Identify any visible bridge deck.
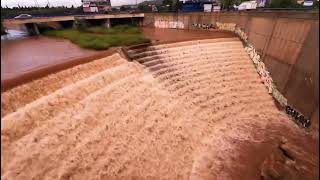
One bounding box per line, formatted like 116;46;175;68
3;13;145;25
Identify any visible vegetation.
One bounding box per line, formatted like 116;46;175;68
157;0;181;12
137;0;182;12
267;0;303;8
219;0;318;9
43;25;150;50
220;0;237;10
1;6;82;19
138;1;154;12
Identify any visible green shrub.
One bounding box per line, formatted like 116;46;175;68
267;0;303;8
43;26;150;50
85;25;141;34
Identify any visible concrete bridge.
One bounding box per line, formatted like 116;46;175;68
3;13;144;25
3;13;145;35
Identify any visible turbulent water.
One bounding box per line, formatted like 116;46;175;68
1;29;28;41
1;34;99;81
2;38;317;179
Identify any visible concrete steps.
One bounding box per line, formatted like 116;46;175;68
1;38;304;179
1;64;141;143
1;54;126;117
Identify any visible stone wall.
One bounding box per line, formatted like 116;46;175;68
143;12;319;125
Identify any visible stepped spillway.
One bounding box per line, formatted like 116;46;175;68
1;38;317;179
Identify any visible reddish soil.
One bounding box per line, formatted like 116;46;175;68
142;27;236;44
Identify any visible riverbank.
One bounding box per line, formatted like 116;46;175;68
1;28;236;90
43;25;150;50
142;27;236;44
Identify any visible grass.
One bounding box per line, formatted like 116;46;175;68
43;25;150;50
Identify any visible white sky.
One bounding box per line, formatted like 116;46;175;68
1;0;149;8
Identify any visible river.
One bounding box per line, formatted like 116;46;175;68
1;29;102;82
1;27;235;86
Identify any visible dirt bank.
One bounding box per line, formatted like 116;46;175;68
142;27;236;44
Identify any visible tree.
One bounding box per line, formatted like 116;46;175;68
120;6;128;11
171;0;181;12
138;4;151;12
161;0;174;11
267;0;302;8
220;0;240;10
176;1;183;11
314;0;319;8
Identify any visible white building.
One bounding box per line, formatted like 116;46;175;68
81;0;111;13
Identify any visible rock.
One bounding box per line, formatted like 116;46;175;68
261;140;318;180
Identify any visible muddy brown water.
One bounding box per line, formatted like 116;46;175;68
1;38;318;179
1;28;236;90
1;36;103;80
1;36;113;91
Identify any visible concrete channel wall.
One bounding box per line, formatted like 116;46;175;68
143;12;319;124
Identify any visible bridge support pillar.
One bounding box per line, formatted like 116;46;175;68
25;23;40;36
72;21;77;29
32;23;40;35
104;19;110;28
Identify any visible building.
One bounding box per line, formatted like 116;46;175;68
182;0;218;12
81;0;112;13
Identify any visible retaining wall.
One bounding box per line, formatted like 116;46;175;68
143;12;319;124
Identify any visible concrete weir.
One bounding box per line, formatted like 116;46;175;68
143;11;319;130
1;37;318;179
1;11;318;180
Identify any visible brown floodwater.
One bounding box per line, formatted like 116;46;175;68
1;36;103;81
1;27;236;90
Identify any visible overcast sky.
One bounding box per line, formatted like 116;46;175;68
1;0;150;8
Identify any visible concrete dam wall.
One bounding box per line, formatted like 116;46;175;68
3;38;317;179
143;11;319;124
